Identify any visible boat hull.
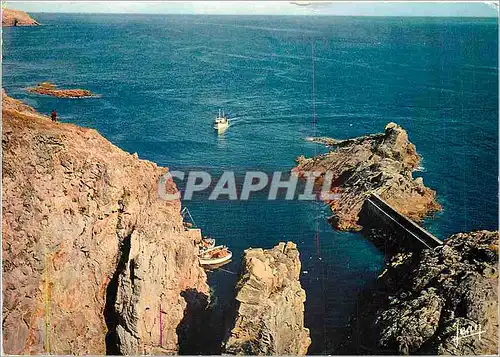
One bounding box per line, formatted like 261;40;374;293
199;245;232;266
199;238;216;252
199;251;232;266
214;123;229;131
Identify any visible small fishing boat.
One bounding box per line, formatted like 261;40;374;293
214;109;229;131
199;237;216;251
199;245;232;266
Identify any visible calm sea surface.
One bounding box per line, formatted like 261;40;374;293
3;14;498;353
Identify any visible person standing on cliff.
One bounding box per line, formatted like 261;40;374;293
51;109;57;122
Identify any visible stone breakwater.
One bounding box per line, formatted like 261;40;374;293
223;242;311;355
355;230;498;355
295;122;441;231
2;90;208;354
27;82;96;98
2;8;39;26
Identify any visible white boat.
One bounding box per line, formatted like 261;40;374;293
199;245;232;266
199;237;216;252
214;109;230;131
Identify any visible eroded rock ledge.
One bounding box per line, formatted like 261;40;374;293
2;90;208;354
27;82;96;98
223;242;311;355
2;8;40;26
295;123;440;231
355;230;498;355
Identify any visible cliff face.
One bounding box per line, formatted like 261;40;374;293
295;123;440;231
2;91;209;354
223;242;311;355
356;230;498;355
2;8;40;26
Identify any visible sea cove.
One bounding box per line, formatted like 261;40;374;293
2;12;498;354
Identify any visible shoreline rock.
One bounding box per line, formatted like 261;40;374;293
2;90;208;354
223;242;311;355
353;230;498;355
27;82;96;98
2;8;40;26
305;133;385;148
295;123;441;231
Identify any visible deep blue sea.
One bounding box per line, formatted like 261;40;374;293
3;14;498;353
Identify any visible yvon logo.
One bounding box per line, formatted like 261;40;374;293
453;320;486;348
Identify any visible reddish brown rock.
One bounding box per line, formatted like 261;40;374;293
295;123;440;231
27;82;95;98
2;90;208;354
2;8;39;26
224;242;311;355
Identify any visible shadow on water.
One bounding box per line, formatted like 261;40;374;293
176;288;229;355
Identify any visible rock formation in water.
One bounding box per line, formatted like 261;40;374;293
2;8;40;26
295;123;440;231
2;90;209;354
354;230;498;355
223;242;311;355
27;82;96;98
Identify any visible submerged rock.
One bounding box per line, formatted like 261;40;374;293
355;230;498;355
295;123;440;231
27;82;96;98
2;8;39;26
2;90;208;354
224;242;311;355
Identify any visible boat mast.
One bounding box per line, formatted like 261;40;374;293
181;207;197;227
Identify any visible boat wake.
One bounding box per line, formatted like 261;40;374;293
225;117;248;126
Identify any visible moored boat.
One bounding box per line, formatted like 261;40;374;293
199;245;232;266
199;237;216;252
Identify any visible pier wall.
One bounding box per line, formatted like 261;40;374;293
359;193;442;251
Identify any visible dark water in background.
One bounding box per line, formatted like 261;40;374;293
3;14;498;353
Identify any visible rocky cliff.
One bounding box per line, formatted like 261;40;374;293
295;123;440;231
223;242;311;355
2;90;209;354
2;8;40;26
354;230;498;355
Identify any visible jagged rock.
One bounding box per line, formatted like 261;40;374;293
295;123;440;231
305;132;385;148
223;242;311;355
2;91;208;354
2;8;39;26
356;230;498;355
27;82;96;98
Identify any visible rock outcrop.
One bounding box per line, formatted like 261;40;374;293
355;230;498;355
295;123;440;231
2;90;209;354
2;8;40;26
27;82;96;98
223;242;311;355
